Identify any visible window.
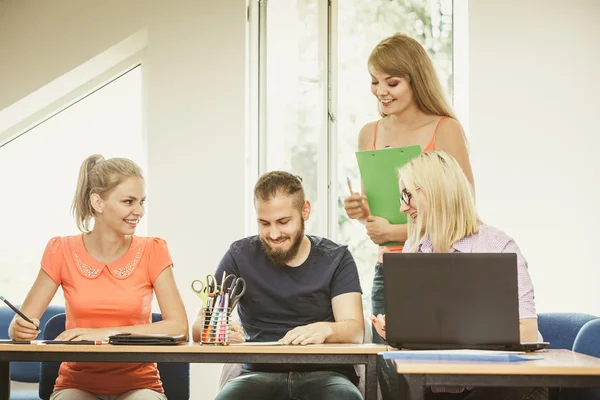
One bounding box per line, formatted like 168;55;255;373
258;0;325;235
336;0;454;312
250;0;454;311
0;66;145;305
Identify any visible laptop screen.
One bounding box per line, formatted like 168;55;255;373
382;253;521;349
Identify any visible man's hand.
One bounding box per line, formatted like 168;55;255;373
279;322;333;345
228;321;246;344
365;216;392;244
370;314;386;340
55;328;109;341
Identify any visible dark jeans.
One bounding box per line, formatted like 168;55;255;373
372;262;404;400
425;387;548;399
215;370;363;400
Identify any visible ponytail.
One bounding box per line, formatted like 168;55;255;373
71;154;105;232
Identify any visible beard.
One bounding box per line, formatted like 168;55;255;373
260;218;305;266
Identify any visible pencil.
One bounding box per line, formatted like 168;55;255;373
0;296;38;329
346;177;354;196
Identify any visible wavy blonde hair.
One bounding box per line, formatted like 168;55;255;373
399;151;479;253
71;154;144;232
368;33;456;119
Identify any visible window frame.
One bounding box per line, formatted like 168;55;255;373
246;0;464;240
0;30;148;150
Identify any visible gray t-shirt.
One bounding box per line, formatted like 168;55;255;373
215;235;362;381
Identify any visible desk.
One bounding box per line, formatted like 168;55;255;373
0;343;386;399
395;349;600;400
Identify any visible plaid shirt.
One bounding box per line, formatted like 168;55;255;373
404;224;538;393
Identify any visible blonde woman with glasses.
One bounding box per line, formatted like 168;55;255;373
343;32;475;399
371;151;547;400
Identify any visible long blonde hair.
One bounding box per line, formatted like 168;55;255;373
368;33;456;119
71;154;144;232
399;151;479;253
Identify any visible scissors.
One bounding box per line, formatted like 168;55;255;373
191;274;218;307
223;275;246;310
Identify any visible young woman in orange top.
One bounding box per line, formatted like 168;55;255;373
9;154;188;400
342;33;475;400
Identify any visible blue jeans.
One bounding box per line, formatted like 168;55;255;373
215;371;363;400
372;262;405;400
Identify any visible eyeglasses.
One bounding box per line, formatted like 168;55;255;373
400;188;412;206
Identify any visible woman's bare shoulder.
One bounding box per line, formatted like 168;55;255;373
437;117;463;135
358;120;378;150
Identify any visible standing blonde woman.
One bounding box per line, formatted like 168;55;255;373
9;155;188;400
343;33;475;399
371;151;547;400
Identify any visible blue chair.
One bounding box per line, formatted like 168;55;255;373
557;318;600;400
538;313;600;400
538;313;599;350
0;304;64;400
39;313;190;400
574;318;600;356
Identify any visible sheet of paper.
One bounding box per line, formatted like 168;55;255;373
230;341;282;346
387;349;526;355
381;349;543;362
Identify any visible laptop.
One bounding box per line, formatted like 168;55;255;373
382;253;549;352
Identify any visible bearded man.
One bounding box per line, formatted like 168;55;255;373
196;171;364;400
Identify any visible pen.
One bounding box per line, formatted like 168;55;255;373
346;177;354;196
219;293;230;342
39;340;108;345
0;296;39;331
0;340;32;344
218;293;226;342
211;295;221;342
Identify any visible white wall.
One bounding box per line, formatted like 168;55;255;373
2;0;599;396
0;0;246;398
468;0;600;316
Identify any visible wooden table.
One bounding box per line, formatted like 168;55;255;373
0;342;386;399
394;349;600;400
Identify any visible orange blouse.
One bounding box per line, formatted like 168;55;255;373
41;234;172;395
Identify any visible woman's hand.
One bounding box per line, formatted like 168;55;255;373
365;216;392;244
8;268;59;341
9;316;40;341
55;328;110;341
344;193;369;220
370;314;386;340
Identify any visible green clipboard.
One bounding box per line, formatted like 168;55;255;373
355;145;422;246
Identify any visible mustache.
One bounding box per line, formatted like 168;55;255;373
267;236;290;243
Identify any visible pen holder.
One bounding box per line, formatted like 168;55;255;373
200;307;231;345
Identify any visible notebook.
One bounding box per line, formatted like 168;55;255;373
108;333;187;345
